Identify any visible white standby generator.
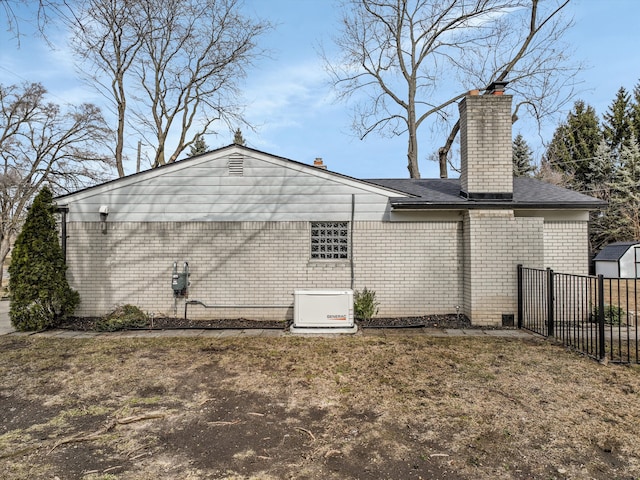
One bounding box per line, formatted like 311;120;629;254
291;289;357;334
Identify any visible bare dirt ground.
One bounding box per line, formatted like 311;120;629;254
1;334;639;479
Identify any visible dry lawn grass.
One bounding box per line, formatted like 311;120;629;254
0;334;639;479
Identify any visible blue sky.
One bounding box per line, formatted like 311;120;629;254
1;0;639;179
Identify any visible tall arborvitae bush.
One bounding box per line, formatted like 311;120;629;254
8;187;79;331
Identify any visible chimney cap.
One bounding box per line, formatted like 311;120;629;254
485;81;509;95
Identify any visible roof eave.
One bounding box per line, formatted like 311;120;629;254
390;201;607;210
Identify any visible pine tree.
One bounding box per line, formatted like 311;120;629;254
587;140;617;253
631;81;640;143
512;134;535;177
544;100;602;191
187;134;209;157
603;87;633;156
233;128;246;146
584;139;614;199
8;187;80;331
609;136;640;241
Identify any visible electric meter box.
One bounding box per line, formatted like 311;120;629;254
172;273;188;292
291;289;356;334
171;261;190;297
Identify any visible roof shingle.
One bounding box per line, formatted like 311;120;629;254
593;242;639;262
364;177;605;210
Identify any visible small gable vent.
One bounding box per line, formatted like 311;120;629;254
228;154;244;176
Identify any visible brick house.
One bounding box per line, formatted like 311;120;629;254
55;88;604;326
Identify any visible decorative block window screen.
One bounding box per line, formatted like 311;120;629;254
310;222;349;259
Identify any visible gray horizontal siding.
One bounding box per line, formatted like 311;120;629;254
120;172;358;186
68;194;388;222
77;186;389;200
73;212;385;222
62;152;398;222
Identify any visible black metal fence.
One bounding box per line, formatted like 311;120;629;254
517;265;640;364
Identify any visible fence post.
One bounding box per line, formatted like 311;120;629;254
597;274;606;360
547;268;554;337
517;264;523;329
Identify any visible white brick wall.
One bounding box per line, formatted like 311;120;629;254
353;221;463;317
66;220;463;320
463;210;544;326
459;95;513;196
65;216;590;325
543;221;589;275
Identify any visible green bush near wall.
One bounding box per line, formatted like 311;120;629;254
591;304;626;325
354;287;379;321
9;187;80;331
96;305;148;331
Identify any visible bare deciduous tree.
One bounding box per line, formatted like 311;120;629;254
0;82;113;284
324;0;577;179
133;0;271;168
1;0;64;41
69;0;271;174
70;0;144;178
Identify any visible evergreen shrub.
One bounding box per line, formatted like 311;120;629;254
354;287;379;320
8;187;80;331
96;304;148;331
591;304;625;325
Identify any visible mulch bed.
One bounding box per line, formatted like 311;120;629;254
360;314;472;329
59;314;474;331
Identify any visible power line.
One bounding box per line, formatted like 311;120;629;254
0;64;78;106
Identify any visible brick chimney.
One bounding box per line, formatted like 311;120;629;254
459;82;513;200
313;158;327;170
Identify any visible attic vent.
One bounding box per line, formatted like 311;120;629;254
228;155;244;176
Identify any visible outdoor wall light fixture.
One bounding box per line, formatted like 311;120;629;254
99;205;109;234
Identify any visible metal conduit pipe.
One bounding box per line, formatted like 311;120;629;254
57;205;69;263
350;193;355;290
